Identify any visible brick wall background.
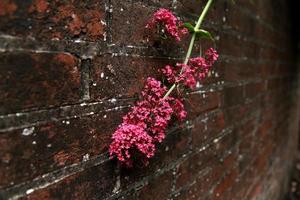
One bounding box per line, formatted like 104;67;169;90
0;0;299;199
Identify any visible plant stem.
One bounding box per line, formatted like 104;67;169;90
163;0;213;99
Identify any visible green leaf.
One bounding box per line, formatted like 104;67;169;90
195;29;214;41
183;22;195;33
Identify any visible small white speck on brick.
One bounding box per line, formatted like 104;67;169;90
100;20;106;26
103;115;107;118
174;192;180;197
80;102;87;106
196;81;201;88
100;72;104;78
74;39;82;43
82;154;90;162
22;127;35;136
103;32;107;41
26;189;34;195
213;138;219;143
110;98;117;103
93;82;97;86
32;141;37;145
112;175;121;194
199;146;207;152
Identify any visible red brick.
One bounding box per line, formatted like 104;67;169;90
0;0;106;41
0;109;124;188
257;119;273;139
0;52;80;114
25;161;116;200
253;141;273;173
176;131;235;189
238;134;255;172
245;81;266;99
223;85;245;107
223;61;259;82
191;111;225;148
137;171;173;200
173;171;212;200
186;91;221;119
0;0;17;16
213;169;238;200
120;128;190;190
217;32;260;59
224;97;260;125
90;55;175;100
111;0;152;45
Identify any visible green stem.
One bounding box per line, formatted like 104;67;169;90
163;0;213;99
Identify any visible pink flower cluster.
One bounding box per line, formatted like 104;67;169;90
109;9;219;167
109;78;186;167
160;48;219;89
146;8;188;41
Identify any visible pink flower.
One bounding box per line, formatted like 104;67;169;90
176;63;197;89
172;99;187;121
110;78;177;166
141;77;167;102
146;8;188;41
160;65;176;83
189;57;207;69
159;48;219;89
109;123;155;167
205;47;219;66
109;48;218;166
150;98;174;142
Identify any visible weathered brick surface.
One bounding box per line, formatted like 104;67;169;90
0;52;80;114
0;110;124;188
0;0;299;200
0;0;106;41
25;161;117;200
90;56;172;100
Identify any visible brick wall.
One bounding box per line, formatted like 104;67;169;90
0;0;299;199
